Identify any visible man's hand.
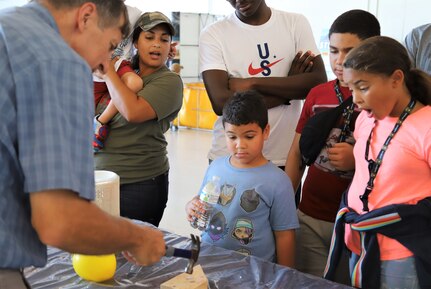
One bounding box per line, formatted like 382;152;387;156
288;50;315;76
122;226;166;266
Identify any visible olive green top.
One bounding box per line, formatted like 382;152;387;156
95;66;183;184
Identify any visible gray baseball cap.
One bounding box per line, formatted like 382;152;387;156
134;12;175;36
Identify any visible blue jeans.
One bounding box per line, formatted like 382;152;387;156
349;254;420;289
120;171;169;227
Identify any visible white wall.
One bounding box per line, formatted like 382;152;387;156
2;0;428;41
2;0;429;78
276;0;429;42
123;0;430;79
125;0;232;18
263;0;430;77
375;0;431;40
0;0;27;10
123;0;430;41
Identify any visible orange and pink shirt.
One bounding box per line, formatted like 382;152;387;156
346;106;431;260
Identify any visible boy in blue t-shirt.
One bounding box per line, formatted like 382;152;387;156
186;91;299;266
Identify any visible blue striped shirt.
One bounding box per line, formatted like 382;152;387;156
0;3;95;268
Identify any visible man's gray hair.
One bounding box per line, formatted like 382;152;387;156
42;0;129;37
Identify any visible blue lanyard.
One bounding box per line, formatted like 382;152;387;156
360;98;417;211
334;81;355;142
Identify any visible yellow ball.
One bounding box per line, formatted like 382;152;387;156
72;254;116;282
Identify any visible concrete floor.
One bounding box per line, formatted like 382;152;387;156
159;128;213;237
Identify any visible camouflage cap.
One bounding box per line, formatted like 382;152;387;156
134;12;175;36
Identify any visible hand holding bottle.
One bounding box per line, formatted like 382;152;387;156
188;176;221;231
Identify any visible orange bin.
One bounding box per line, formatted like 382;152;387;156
173;82;218;130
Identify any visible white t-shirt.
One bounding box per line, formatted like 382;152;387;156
199;8;319;166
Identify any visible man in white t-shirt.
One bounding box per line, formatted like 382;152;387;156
200;0;327;167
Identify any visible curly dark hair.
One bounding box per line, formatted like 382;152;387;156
222;90;268;131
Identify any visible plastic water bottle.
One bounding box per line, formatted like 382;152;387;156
190;176;221;231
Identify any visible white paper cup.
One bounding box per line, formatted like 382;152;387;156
94;170;120;216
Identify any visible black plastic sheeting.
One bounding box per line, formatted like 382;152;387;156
25;225;352;289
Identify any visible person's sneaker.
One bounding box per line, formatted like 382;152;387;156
93;116;109;153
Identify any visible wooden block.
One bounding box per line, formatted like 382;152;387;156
160;265;208;289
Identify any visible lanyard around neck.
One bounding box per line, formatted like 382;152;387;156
360;98;416;211
334;80;346;104
334;80;355;142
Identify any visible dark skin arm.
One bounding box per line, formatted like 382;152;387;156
203;52;327;115
287;51;315;76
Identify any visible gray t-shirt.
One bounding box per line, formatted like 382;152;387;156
95;66;183;184
404;23;431;74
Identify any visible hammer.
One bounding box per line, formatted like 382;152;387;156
165;234;201;274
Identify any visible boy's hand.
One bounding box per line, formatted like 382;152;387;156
185;196;202;222
288;51;315;76
327;142;355;171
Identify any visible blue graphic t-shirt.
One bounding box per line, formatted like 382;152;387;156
200;156;299;262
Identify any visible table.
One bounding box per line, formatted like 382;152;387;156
25;226;352;289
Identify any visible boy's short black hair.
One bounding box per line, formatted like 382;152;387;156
222;90;268;131
329;9;380;40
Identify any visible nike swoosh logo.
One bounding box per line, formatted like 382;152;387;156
248;58;284;75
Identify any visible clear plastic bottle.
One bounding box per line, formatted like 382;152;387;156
190;175;221;231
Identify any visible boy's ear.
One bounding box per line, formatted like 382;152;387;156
263;124;270;140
